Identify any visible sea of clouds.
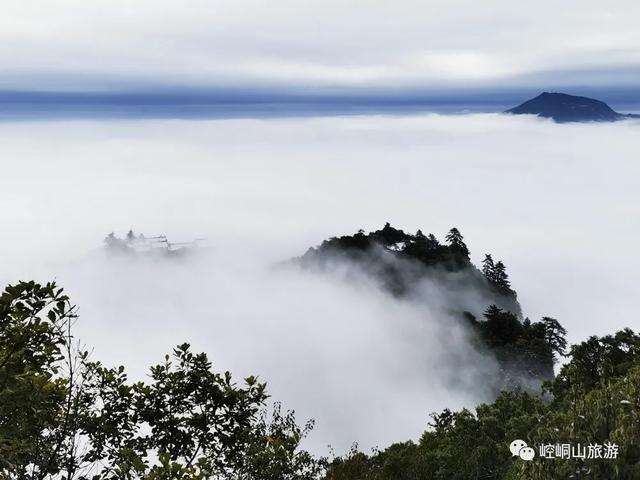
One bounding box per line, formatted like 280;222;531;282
0;113;638;453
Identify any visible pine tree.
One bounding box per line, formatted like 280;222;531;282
542;317;568;358
492;261;511;290
427;234;440;248
445;227;462;245
445;228;469;256
483;304;503;319
482;254;495;280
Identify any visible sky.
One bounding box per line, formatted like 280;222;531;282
1;0;639;94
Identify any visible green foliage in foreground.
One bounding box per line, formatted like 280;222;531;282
326;329;640;480
0;281;323;480
3;279;640;479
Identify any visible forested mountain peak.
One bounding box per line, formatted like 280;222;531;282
298;223;518;312
295;224;565;392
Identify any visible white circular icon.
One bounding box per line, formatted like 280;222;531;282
510;439;527;456
519;446;535;461
509;439;535;461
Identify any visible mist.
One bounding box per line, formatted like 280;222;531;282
1;112;639;453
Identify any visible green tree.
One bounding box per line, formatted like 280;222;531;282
492;261;511;290
0;281;323;479
445;228;469;257
426;234;440;248
541;317;567;359
0;281;76;478
327;329;640;480
482;254;495;280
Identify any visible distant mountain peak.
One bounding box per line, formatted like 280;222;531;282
506;92;635;123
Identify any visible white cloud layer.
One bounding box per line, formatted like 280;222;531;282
0;113;639;452
0;0;639;89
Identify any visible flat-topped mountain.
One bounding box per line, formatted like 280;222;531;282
506;92;637;123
